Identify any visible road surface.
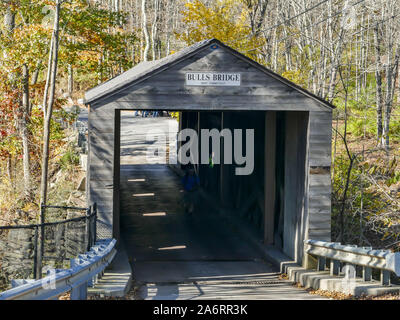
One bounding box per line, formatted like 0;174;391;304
119;112;325;300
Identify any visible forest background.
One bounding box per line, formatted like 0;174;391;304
0;0;399;250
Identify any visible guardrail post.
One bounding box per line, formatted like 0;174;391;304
363;267;372;281
355;265;362;278
93;203;97;244
88;274;98;287
381;270;391;286
33;226;39;279
70;258;89;300
86;206;91;251
330;259;340;276
36;204;45;279
70;282;88;300
317;257;326;271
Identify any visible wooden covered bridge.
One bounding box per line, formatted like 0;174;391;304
83;39;333;291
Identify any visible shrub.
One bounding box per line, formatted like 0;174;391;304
59;148;80;170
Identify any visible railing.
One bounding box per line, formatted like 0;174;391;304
0;238;116;300
0;204;97;290
304;239;400;286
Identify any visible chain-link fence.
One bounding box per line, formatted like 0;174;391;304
0;203;96;291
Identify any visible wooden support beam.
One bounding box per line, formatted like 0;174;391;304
112;109;120;243
264;111;276;245
220;112;224;204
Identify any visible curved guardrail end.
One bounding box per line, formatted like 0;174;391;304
0;238;117;300
387;253;400;277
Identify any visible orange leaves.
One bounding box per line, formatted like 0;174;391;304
43;0;57;6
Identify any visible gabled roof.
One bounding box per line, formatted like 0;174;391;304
84;39;335;110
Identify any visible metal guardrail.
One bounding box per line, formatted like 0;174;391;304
305;239;400;286
0;238;116;300
0;203;97;283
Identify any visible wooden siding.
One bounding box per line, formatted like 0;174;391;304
88;107;116;238
87;42;333;248
283;112;309;261
307;111;332;242
91;47;330;112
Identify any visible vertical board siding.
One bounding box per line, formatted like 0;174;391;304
88;105;116;239
264;111;276;245
283;112;309;261
307;111;332;241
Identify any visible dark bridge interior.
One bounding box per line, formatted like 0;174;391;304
116;110;306;294
114;109;312;299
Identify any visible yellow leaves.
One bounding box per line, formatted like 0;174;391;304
170;112;180;122
281;70;309;87
176;0;264;61
22;202;38;213
0;23;50;69
382;231;390;240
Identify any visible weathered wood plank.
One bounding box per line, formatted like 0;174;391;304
309;112;333;175
309;207;331;216
89;179;114;189
308;229;331;241
96;98;325;112
309;111;333;121
309;122;333;134
115;83;299;96
309;159;331;168
88;165;114;181
264;111;276;245
283;112;308;261
308;219;331;230
112;93;322;104
308;198;331;209
309;174;331;186
89;122;114;135
309;134;332;144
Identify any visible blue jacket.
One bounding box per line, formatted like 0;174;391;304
182;174;200;192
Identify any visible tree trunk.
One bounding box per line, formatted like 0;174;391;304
142;0;150;61
40;0;61;207
21;64;32;200
374;24;384;144
7;155;13;188
4;6;15;33
31;60;42;86
383;44;400;149
42;35;54;119
151;0;159;61
165;0;171;56
67;64;73;97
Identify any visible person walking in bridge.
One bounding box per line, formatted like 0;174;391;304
182;165;200;216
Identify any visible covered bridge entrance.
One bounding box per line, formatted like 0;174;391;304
84;39;333;275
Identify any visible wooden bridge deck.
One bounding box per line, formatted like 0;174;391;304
119;114;325;299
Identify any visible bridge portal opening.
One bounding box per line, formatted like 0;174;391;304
86;41;333;286
115;109;308;283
